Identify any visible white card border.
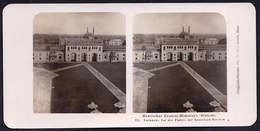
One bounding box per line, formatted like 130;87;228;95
3;3;257;128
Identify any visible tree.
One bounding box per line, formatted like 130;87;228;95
141;45;146;63
205;51;212;61
122;40;126;46
218;38;227;45
109;51;116;62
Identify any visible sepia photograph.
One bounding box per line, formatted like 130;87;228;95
3;4;256;128
133;13;227;113
33;13;126;113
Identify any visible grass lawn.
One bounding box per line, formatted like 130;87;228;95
147;65;216;112
134;62;176;70
186;61;227;95
34;63;79;71
51;66;119;113
90;62;126;93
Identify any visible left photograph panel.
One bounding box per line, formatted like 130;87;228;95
33;13;126;113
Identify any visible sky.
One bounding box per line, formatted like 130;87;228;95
34;13;125;35
133;13;226;34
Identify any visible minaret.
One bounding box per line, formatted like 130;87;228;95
87;27;88;33
188;26;190;34
182;26;184;32
93;27;95;35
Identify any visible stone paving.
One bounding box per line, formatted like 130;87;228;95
146;63;180;72
52;63;83;73
50;62;126;108
83;62;126;102
178;61;227;109
135;61;227;111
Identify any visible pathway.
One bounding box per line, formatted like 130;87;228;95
83;62;126;102
178;61;227;109
52;63;83;73
146;63;180;72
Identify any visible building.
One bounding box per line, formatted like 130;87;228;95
204;38;218;45
160;26;199;62
33;27;126;63
133;45;160;62
64;39;103;62
133;26;226;63
109;39;123;46
33;45;65;63
103;45;126;62
33;67;59;113
161;38;199;62
198;44;226;61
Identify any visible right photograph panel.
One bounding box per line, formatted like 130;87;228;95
133;13;227;113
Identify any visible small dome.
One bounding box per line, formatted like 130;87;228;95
179;26;191;38
83;32;94;39
179;31;190;38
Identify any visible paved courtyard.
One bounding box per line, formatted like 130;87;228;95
90;63;126;93
34;62;126;113
33;63;80;71
186;61;227;95
134;61;227;112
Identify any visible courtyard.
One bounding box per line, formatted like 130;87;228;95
134;61;227;112
34;62;126;113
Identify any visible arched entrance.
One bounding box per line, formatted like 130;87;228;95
188;52;193;61
154;53;159;60
92;53;98;62
109;51;116;62
104;54;108;61
177;52;183;61
81;53;87;62
49;51;56;62
167;52;173;61
58;54;62;60
145;51;152;61
71;53;76;62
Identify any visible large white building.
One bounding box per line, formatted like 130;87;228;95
204;38;219;45
161;38;199;62
133;26;226;63
33;27;126;63
133;45;160;62
33;45;64;63
198;44;226;61
64;39;103;62
109;39;123;46
103;45;126;62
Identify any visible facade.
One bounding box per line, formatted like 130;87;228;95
109;39;123;46
103;45;126;62
33;45;65;63
64;27;103;62
65;39;103;62
133;45;160;62
133;26;226;63
198;44;226;61
33;67;59;113
204;38;218;45
161;38;199;62
160;26;199;62
33;27;126;63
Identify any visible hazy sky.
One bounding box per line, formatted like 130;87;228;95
133;13;226;34
34;13;125;35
